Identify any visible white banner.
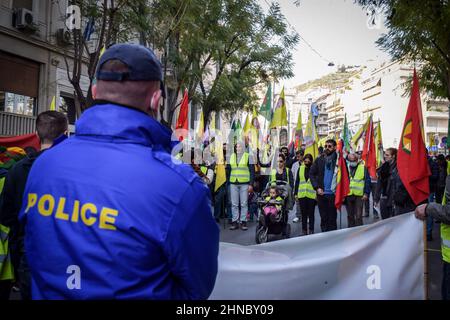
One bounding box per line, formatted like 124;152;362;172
210;213;424;300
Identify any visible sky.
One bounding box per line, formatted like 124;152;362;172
258;0;391;88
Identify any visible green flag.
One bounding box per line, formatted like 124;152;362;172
342;113;351;154
260;84;272;121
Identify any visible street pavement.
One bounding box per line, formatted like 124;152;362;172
219;204;443;300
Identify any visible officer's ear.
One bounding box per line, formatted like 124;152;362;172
92;84;97;99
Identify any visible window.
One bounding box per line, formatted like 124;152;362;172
0;51;40;115
59;95;76;125
0;91;35;115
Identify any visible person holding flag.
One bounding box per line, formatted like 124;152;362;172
396;69;430;210
334;139;350;219
364;121;383;219
344;152;371;227
310;139;339;232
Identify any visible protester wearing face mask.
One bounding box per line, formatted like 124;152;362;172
345;152;371;227
310;139;339;232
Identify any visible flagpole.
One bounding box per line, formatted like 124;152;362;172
423;220;429;300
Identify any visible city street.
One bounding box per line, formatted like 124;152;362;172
219;205;443;300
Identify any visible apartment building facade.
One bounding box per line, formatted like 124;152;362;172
354;60;449;150
0;0;92;136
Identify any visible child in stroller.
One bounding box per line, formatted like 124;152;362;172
263;186;284;223
255;181;291;244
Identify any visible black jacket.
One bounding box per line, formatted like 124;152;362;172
309;153;335;191
0;150;42;270
428;158;439;193
375;160;415;214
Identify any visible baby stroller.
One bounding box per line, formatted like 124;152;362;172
255;180;291;244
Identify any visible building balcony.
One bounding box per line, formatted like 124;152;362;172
425;111;449;119
0;111;36;136
424;126;448;135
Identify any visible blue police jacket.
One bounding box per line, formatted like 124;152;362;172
19;102;220;299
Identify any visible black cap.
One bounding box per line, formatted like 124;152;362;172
96;44;165;97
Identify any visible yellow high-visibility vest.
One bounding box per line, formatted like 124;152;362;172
0;224;14;281
297;165;316;200
348;163;365;197
270;168;290;185
441;191;450;263
230;153;250;183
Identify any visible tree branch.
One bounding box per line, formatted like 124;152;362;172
430;39;450;66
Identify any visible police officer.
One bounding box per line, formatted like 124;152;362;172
19;44;219;299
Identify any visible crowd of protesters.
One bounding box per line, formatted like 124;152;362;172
186;136;449;244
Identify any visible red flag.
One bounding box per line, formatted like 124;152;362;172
175;89;189;141
0;133;40;151
335;139;350;210
397;69;430;205
361;115;377;179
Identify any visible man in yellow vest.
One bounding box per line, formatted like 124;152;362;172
345;152;371;228
226;141;254;231
415;176;450;300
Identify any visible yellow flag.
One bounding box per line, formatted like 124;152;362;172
243;114;251;134
304;112;319;159
375;121;383;167
196;111;204;139
269;86;288;129
49;96;56;111
351;116;370;150
99;46;106;58
214;135;226;192
210;112;216;131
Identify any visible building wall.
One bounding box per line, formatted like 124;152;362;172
0;0;89;136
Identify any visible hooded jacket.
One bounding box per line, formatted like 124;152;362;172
19;102;219;300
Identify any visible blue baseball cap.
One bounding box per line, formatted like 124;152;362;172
96;44;165;97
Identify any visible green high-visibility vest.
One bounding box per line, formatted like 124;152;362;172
441;191;450;263
297;165;316;200
0;224;14;281
270;168;290;185
200;166;208;175
348;163;365;197
0;177;5;194
230;153;250;183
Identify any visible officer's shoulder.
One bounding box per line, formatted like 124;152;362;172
152;150;197;184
